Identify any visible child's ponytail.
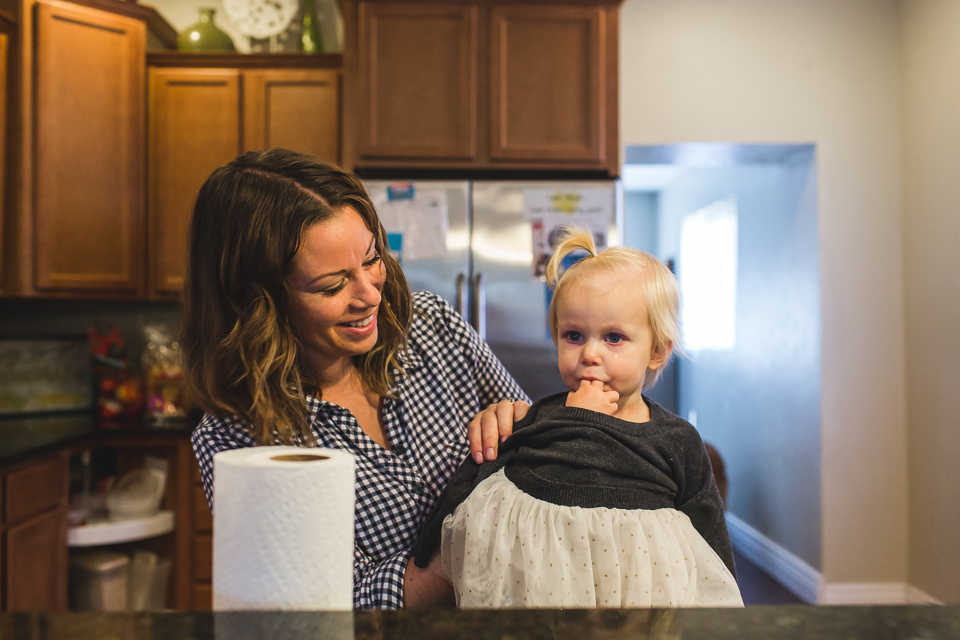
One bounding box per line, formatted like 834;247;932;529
545;226;597;289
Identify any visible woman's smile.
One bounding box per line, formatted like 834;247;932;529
341;314;377;331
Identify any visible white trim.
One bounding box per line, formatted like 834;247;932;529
820;582;940;605
725;512;821;604
726;513;944;606
905;585;943;605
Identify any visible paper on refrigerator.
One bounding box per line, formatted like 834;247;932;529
524;188;613;278
373;188;449;261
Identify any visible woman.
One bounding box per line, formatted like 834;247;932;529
182;149;530;609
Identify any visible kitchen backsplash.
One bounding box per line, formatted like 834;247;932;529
0;299;181;377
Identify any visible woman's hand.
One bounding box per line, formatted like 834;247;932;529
403;556;455;608
467;399;530;463
565;379;619;415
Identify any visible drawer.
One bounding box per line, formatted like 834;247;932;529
194;485;213;533
5;456;66;523
194;533;212;581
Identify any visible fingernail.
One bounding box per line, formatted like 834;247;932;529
485;447;495;460
500;436;508;443
473;452;483;464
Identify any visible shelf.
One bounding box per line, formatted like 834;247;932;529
68;510;175;547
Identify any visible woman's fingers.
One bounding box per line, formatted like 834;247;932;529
513;399;530;424
467;399;527;463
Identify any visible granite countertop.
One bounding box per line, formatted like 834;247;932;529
0;412;194;468
0;606;957;639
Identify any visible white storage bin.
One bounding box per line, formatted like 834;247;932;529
127;550;172;611
69;550;128;611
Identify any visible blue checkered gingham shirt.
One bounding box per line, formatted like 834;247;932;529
192;290;530;609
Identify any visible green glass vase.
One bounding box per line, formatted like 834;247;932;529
300;0;323;53
178;8;236;52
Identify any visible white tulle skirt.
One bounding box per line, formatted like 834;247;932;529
440;469;743;609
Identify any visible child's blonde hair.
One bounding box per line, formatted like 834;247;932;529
545;226;682;389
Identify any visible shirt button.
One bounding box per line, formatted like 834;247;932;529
413;482;424;495
394;444;406;455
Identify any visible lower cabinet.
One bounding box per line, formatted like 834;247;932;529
191;463;213;610
6;510;68;611
2;454;69;612
0;435;201;612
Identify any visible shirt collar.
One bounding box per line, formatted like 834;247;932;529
394;344;423;373
304;346;422;411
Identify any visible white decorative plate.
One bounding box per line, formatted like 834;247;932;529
222;0;299;39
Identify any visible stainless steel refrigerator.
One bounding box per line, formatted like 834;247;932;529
363;179;622;401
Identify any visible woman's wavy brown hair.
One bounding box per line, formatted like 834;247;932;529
180;149;412;445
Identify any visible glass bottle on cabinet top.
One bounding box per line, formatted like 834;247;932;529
178;8;236;52
300;0;322;53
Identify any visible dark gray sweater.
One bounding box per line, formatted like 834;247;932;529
411;393;736;578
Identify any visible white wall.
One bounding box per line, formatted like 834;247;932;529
899;0;960;603
620;0;910;589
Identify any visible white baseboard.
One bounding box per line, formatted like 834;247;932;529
725;512;821;604
726;513;943;605
905;585;943;605
820;582;942;605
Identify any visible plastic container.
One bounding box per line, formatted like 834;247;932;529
128;550;171;610
69;550;129;611
107;467;164;521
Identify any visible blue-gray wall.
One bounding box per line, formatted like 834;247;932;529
623;191;659;255
627;148;822;569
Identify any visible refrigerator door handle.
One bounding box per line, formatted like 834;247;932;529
471;273;486;340
455;273;468;320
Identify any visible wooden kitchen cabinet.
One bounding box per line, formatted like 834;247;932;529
343;0;621;175
354;2;479;162
148;67;241;299
243;68;340;159
191;464;212;610
67;435;198;611
147;57;340;299
33;0;146;295
0;12;10;291
2;0;163;298
2;454;69;612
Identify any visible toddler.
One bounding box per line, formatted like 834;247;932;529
411;227;742;608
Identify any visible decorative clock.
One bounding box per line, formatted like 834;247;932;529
222;0;300;39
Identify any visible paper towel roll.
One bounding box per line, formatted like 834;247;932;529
213;446;356;611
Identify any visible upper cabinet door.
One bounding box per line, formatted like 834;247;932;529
0;29;8;293
356;1;479;161
243;68;341;162
148;68;241;299
488;4;605;163
33;0;146;295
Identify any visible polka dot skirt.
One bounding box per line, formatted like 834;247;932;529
440;469;744;609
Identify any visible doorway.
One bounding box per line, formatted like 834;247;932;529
622;142;823;588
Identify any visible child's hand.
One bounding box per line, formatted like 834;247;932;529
565;379;619;415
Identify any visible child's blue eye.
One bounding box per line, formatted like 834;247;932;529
606;333;624;344
564;331;583;342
